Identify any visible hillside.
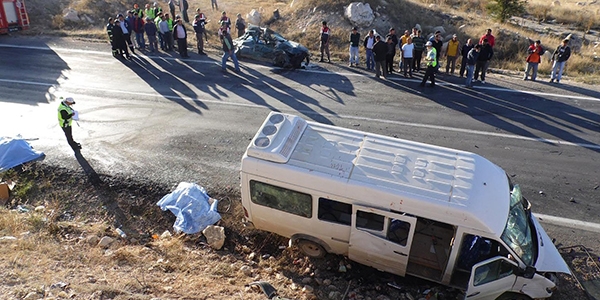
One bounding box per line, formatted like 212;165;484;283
13;0;600;82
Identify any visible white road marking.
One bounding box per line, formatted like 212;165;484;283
2;43;599;102
2;77;600;151
535;213;600;233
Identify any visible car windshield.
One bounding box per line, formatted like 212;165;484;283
500;184;535;266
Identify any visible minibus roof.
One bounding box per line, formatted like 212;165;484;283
245;113;510;235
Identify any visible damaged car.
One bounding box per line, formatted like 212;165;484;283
233;25;310;69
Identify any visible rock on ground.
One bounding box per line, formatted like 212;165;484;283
345;2;375;28
246;9;261;25
63;8;79;22
97;236;113;248
202;225;225;250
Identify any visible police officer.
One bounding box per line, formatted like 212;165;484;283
420;41;437;87
106;17;117;57
57;97;81;151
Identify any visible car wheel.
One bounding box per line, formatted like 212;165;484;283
297;240;326;258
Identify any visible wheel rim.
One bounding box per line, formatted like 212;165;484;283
300;241;323;257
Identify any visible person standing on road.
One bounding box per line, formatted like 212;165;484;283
144;4;156;20
112;19;131;59
348;26;360;67
398;29;410;71
106;17;117;57
154;12;164;50
220;24;240;72
193;14;207;55
363;30;375;70
319;21;331;63
445;34;460;75
479;28;495;48
145;17;158;53
474;38;493;84
411;29;425;72
372;35;389;79
550;39;571;83
159;15;173;51
523;40;544;81
118;13;135;55
459;38;474;77
420;41;437;87
431;33;443;73
220;11;231;28
235;13;246;38
153;2;163;16
173;17;190;58
132;13;145;50
401;36;414;78
57;97;81;151
465;44;480;88
386;28;398;74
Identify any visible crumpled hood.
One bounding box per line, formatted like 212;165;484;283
531;214;571;274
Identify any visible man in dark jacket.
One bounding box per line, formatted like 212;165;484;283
465;44;480;88
363;30;376;70
112;19;131;59
145;17;158;52
411;29;425;72
459;38;474;77
173;17;189;58
193;14;207;54
474;39;493;83
106;17;117;57
132;13;145;50
431;33;443;73
373;35;389;79
348;26;360;67
385;28;398;74
550;39;571;83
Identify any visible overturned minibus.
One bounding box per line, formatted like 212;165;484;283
240;112;571;299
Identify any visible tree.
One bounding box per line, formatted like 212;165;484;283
487;0;527;23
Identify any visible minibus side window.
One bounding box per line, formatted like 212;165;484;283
318;198;352;226
356;211;384;231
387;219;411;246
249;180;313;218
473;259;514;286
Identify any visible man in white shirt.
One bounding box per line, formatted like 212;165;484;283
401;36;414;78
173;17;189;58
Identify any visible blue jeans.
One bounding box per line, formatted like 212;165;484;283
135;32;145;49
222;51;240;71
366;49;374;70
349;46;359;65
465;65;475;87
551;61;566;81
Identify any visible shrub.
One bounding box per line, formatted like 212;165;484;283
487;0;526;23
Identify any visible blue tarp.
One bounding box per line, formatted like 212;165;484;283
156;182;221;234
0;137;45;173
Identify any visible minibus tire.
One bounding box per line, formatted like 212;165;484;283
496;292;532;300
297;240;326;258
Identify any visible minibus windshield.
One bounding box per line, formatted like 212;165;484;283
500;184;535;266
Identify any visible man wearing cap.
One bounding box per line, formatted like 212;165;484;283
420;41;437;87
550;39;571;83
173;17;189;58
348;26;360;67
524;40;544;81
445;34;460;75
319;21;331;63
372;35;389;79
57;97;81;151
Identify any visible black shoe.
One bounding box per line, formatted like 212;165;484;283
419;83;425;87
428;84;435;87
319;59;325;62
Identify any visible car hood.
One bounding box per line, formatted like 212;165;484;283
531;214;571;274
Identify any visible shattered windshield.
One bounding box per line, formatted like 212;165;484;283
500;184;535;266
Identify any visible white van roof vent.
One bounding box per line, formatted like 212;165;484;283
246;112;308;163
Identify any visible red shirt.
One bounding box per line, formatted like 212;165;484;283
479;33;495;48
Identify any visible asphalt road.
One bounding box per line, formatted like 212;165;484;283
1;36;599;250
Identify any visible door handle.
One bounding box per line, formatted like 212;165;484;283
466;292;480;297
393;251;407;256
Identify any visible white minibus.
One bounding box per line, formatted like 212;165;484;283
240;112;571;299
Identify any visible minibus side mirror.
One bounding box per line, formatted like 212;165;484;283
523;266;536;279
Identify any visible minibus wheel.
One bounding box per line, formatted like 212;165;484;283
297;240;326;258
496;292;532;300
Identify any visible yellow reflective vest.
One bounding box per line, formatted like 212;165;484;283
58;102;73;128
427;48;437;67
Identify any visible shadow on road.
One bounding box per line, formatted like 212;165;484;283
390;71;600;153
0;40;70;105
